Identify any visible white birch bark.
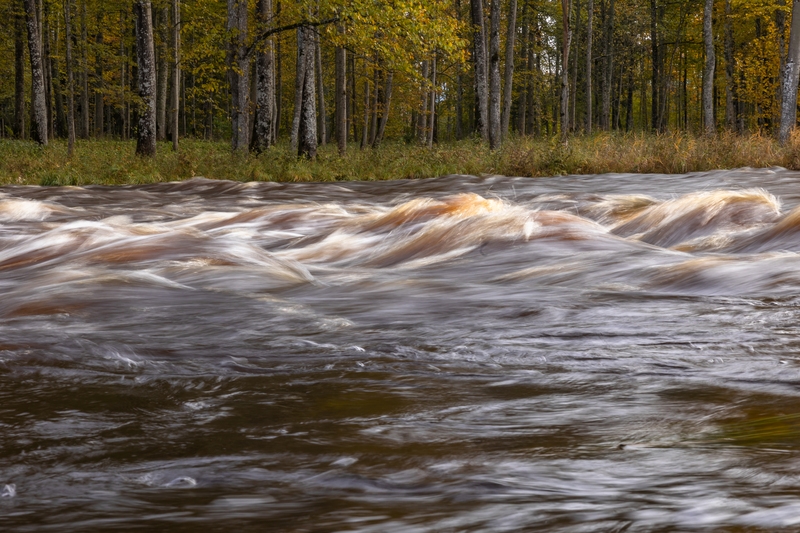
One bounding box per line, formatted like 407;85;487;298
23;0;48;145
702;0;715;135
488;0;501;148
135;0;157;156
780;0;800;144
471;0;488;139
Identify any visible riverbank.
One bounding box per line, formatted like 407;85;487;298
1;132;800;186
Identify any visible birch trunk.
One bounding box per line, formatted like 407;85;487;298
585;0;593;133
135;0;156;157
297;24;317;159
779;0;800;144
702;0;715;135
80;0;88;138
172;0;180;151
42;1;54;139
65;0;76;156
471;0;488;139
368;66;379;146
291;28;307;151
428;56;437;148
334;37;346;155
559;0;572;142
724;0;736;131
488;0;501;148
251;0;276;153
360;77;369;149
14;9;25;139
23;0;48;145
417;60;428;144
226;0;250;151
601;0;614;130
501;0;516;140
315;30;326;145
94;26;103;137
157;7;167;141
374;71;393;148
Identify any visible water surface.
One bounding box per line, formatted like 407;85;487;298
3;169;800;531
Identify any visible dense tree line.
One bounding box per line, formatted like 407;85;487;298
1;0;800;158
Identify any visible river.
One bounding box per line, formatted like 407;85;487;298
3;168;800;531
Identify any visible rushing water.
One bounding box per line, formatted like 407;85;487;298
5;168;800;531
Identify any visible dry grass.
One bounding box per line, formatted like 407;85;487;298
1;131;799;186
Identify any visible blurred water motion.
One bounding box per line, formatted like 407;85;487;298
3;169;800;531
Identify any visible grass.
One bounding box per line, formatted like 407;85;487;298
2;131;800;186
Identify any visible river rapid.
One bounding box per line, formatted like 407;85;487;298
4;169;800;531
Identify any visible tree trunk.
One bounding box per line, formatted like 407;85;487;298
275;27;282;140
315;30;326;145
227;0;250;151
135;0;156;157
488;0;501;148
428;56;437;148
650;0;664;132
65;0;76;156
41;1;54;140
172;0;180;151
23;0;48;145
14;9;25;139
374;71;393;147
779;0;800;144
360;76;369;149
49;8;66;138
334;36;346;155
297;24;317;159
157;7;168;141
601;0;614;130
348;52;356;142
417;60;428;143
560;0;572;142
585;0;593;133
703;0;715;135
252;0;276;153
471;0;489;139
80;0;88;138
368;66;379;146
291;27;307;151
570;0;580;132
724;0;736;131
94;25;103;137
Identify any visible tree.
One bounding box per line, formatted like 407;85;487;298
23;0;48;145
226;0;249;151
560;0;572;141
780;0;800;143
585;0;593;133
14;6;25;139
501;0;517;141
488;0;501;148
251;0;277;153
471;0;488;139
702;0;715;135
334;25;346;155
135;0;157;157
297;24;317;159
172;0;180;151
64;0;76;156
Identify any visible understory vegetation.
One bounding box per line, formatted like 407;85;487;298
2;132;800;187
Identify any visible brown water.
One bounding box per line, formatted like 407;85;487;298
4;169;800;531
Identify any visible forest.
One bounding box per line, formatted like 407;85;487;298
1;0;800;166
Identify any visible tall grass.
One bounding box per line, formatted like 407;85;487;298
1;131;800;186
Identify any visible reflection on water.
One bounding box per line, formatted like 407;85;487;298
4;168;800;530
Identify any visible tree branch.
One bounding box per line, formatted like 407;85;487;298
246;16;339;59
